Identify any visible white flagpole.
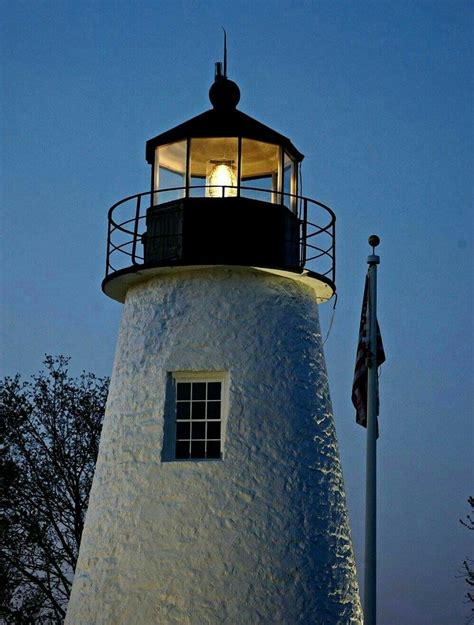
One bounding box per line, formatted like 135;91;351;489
364;234;380;625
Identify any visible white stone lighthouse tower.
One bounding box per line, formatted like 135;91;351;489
66;65;362;624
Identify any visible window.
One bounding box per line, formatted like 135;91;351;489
164;372;228;461
154;141;187;204
240;139;281;204
283;150;297;212
189;138;238;198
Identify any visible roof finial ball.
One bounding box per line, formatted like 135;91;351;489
368;234;380;253
209;62;241;109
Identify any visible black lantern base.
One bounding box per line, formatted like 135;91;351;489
143;197;301;270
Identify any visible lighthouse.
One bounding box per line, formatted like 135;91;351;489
65;63;362;624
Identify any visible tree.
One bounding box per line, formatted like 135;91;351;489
0;356;108;624
460;496;474;624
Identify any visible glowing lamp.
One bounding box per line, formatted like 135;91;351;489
206;160;237;197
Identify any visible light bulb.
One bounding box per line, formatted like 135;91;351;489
206;161;237;197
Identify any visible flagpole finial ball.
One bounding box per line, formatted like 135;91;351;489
368;235;380;248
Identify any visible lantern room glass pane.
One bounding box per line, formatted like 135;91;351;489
241;139;280;204
283;151;296;212
189;138;238;198
154;141;187;204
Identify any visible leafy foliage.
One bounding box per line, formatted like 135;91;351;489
0;356;108;624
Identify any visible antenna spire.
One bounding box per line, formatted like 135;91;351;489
210;29;240;109
222;27;227;77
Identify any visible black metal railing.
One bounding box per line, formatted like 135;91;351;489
105;186;335;286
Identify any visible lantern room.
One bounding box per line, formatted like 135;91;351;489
102;65;336;304
151;136;298;207
146;64;301;209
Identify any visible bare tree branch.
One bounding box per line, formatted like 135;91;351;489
0;356;108;624
460;497;474;624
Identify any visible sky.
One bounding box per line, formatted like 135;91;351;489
1;1;472;623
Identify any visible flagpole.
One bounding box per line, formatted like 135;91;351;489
364;234;380;625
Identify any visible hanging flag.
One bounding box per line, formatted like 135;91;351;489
351;276;385;434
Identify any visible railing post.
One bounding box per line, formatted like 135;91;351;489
237;138;242;197
332;219;336;285
302;198;308;267
185;138;190;198
131;195;142;265
105;216;111;277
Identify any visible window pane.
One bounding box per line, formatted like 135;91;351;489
207;421;221;440
176;440;190;459
283;151;296;212
189;138;238;198
207;382;221;400
192;421;206;439
241;139;280;203
176;422;190;439
176;402;190;420
192;383;206;400
207;402;220;420
177;382;191;401
189;176;206;197
155;142;187;204
191;441;206;459
206;441;221;459
191;401;205;419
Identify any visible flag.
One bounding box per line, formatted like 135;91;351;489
352;276;385;434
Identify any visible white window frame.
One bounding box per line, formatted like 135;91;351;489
165;371;229;462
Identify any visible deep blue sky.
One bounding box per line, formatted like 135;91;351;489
1;2;472;623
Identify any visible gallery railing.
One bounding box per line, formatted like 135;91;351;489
105;186;336;286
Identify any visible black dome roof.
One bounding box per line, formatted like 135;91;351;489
145;76;304;164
